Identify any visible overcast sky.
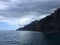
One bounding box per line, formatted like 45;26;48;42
0;0;60;30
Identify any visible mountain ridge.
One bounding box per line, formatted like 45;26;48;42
17;8;60;32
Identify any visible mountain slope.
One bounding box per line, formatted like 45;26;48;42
17;8;60;32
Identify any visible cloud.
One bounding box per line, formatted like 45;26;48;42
0;0;60;28
0;0;60;18
0;15;36;26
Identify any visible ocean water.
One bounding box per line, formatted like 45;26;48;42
0;31;60;45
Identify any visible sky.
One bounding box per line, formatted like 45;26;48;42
0;0;60;30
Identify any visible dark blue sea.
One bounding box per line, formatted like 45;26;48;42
0;30;60;45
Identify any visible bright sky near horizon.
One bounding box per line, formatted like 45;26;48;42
0;0;60;30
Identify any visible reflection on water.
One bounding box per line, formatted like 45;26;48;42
45;33;60;45
17;31;47;45
0;31;60;45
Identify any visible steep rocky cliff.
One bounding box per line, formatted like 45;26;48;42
17;8;60;32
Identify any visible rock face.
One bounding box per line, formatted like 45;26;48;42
17;8;60;32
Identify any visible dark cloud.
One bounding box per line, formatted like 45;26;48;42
0;0;60;18
0;0;60;27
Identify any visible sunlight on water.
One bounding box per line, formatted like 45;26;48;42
17;31;48;45
1;31;60;45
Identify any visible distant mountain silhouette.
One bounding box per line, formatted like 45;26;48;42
17;8;60;32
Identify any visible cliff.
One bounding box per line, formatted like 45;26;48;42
17;8;60;32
